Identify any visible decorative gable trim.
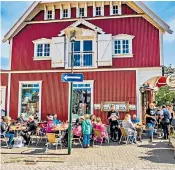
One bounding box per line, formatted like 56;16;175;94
59;19;105;36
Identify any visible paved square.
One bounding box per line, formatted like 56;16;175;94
1;139;175;170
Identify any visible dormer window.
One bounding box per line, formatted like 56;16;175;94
79;8;84;17
47;10;52;20
63;9;68;18
96;7;101;16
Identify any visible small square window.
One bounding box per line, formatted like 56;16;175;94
79;8;84;17
44;44;50;56
63;9;68;18
47;10;52;19
96;7;101;16
37;44;43;57
113;5;118;15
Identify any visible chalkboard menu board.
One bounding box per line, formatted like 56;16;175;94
101;101;129;112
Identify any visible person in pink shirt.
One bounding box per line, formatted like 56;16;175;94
90;114;97;128
95;117;108;142
46;115;55;133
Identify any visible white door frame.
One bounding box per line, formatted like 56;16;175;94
68;80;94;121
18;81;42;120
0;86;6;111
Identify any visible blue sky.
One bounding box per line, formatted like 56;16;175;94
1;1;175;70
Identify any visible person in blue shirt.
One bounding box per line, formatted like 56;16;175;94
131;114;143;142
53;113;61;125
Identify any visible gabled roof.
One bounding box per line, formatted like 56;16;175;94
58;19;105;36
2;1;173;43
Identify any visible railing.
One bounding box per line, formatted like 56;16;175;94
69;52;93;67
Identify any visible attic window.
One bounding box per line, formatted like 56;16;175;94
47;10;52;20
96;7;101;16
79;8;84;17
113;6;118;15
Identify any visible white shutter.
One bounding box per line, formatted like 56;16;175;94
60;4;63;19
110;1;113;15
68;3;71;18
76;2;79;18
93;2;96;17
98;34;112;66
118;1;122;15
84;2;87;17
101;2;104;16
51;37;65;68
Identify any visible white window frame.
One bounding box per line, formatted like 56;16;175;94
32;38;52;60
93;2;104;17
44;5;55;20
112;34;135;58
60;3;71;19
47;10;53;20
96;6;101;16
110;1;122;15
18;81;42;121
63;9;68;18
67;38;97;69
76;2;87;18
68;80;94;122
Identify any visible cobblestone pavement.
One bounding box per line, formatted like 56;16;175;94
1;139;175;170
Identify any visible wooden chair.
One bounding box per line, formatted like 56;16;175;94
93;128;109;146
72;130;83;148
119;127;134;144
45;133;62;153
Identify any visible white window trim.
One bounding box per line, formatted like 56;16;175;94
76;2;87;18
32;38;52;60
68;80;94;122
18;81;42;121
112;34;135;58
66;38;97;69
44;5;55;20
93;1;104;17
110;1;122;15
60;3;71;19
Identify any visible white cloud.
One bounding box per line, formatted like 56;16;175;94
164;16;175;43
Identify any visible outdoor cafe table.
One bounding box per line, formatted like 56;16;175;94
10;125;26;137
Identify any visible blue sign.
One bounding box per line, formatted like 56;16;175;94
61;73;84;82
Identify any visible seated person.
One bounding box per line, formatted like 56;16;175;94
90;115;97;128
53;113;61;125
73;118;82;138
122;114;137;144
32;112;39;122
131;114;143;142
0;116;14;149
20;116;37;145
95;117;108;142
46;115;55;133
17;113;26;124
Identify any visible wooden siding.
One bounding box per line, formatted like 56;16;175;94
9;70;136;123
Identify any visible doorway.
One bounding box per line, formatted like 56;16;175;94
70;81;94;120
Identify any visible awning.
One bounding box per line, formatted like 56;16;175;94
145;76;167;88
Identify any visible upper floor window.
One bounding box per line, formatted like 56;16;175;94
96;7;101;16
71;40;93;67
110;2;121;15
63;9;68;18
113;5;118;15
44;5;55;20
79;8;85;17
33;38;52;60
113;34;135;58
47;10;52;20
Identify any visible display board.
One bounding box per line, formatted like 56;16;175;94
101;101;129;112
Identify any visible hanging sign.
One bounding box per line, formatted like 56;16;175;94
166;74;175;88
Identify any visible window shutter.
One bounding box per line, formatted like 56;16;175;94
76;3;79;18
101;2;104;16
60;4;63;19
98;34;112;66
44;5;47;20
68;3;71;18
51;37;65;68
118;2;122;15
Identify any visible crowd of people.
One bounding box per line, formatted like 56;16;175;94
0;102;174;149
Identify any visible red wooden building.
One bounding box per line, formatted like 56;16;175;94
1;1;173;123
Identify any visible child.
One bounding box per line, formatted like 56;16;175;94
95;117;108;143
73;118;82;138
82;114;92;148
46;115;55;133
